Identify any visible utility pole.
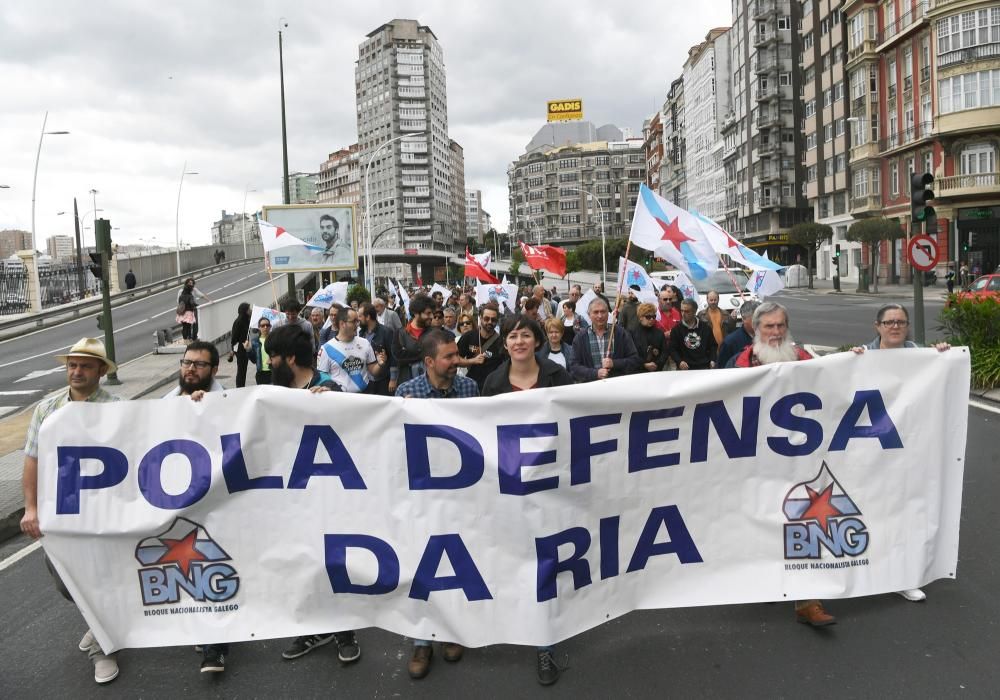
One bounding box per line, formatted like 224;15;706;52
72;197;86;298
94;219;120;384
279;20;295;300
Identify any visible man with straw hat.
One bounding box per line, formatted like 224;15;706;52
20;337;122;684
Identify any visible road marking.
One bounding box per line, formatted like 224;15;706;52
0;390;42;395
13;366;65;383
969;399;1000;415
0;540;41;572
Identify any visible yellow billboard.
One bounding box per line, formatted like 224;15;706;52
547;99;583;122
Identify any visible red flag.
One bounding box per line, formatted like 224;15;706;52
464;248;500;284
518;241;567;277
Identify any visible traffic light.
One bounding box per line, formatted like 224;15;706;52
834;244;841;260
910;172;935;224
88;252;103;280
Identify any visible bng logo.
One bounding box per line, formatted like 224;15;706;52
782;463;869;559
135;517;240;605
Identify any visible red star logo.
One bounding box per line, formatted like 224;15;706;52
157;530;207;577
725;233;742;249
799;484;842;534
275;226;288;237
656;216;694;252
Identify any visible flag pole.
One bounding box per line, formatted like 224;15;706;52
265;260;279;308
604;238;634;359
721;265;747;302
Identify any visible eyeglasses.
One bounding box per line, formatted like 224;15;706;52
642;315;656;320
459;321;472;327
180;359;213;369
878;319;909;328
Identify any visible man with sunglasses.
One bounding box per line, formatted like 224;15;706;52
456;302;504;390
163;341;225;399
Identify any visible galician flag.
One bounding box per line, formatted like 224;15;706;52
616;257;659;305
258;220;323;254
688;210;783;272
746;268;785;298
629;184;719;280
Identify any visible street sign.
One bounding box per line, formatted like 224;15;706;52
907;234;939;272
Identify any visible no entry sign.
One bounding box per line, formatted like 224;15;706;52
907;235;939;272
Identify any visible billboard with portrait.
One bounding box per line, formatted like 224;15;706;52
262;204;357;272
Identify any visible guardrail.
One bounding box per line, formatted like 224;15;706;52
0;257;264;343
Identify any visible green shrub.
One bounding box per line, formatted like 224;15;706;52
939;297;1000;389
346;284;371;306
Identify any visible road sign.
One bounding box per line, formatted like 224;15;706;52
907;234;939;272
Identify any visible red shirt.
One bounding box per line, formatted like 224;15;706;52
656;307;681;335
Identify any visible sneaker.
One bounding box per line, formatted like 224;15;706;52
442;643;464;662
334;631;361;663
87;642;119;684
78;629;95;652
282;634;336;660
200;649;226;673
408;644;433;679
537;649;561;686
795;601;837;627
897;588;927;602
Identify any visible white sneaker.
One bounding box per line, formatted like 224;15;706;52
87;642;120;684
78;629;95;652
897;588;927;602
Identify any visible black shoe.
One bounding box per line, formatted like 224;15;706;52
200;650;226;673
281;634;336;660
537;649;561;686
334;631;361;663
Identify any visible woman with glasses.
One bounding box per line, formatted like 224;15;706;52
457;315;474;333
850;303;950;603
244;317;274;385
630;302;668;372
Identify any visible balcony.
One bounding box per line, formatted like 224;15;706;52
756;111;782;129
753;57;777;75
920;65;931;83
877;1;928;48
850;140;880;163
759;140;783;157
754;31;779;48
850;193;882;215
936;172;1000;199
752;0;777;19
755;166;783;183
878;121;933;153
847;39;877;68
938;42;1000;69
756;85;780;102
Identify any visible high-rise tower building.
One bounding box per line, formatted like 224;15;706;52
356;19;453;253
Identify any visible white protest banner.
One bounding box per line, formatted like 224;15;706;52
475;282;519;313
248;305;282;329
429;283;452;300
38;351;969;652
307;282;349;309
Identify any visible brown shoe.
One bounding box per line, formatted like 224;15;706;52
795;601;837;627
408;645;432;679
442;643;464;662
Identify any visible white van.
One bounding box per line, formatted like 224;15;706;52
649;268;758;313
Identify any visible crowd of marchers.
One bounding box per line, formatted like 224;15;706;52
20;275;951;688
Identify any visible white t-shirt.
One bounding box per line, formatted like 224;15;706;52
318;336;376;393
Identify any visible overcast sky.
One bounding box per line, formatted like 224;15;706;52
1;0;731;251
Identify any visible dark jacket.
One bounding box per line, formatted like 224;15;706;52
124;271;137;289
359;321;397;393
618;298;642;335
630;324;668;371
718;327;753;369
669;320;718;369
481;358;574;396
178;290;197;312
570;324;641;382
231;314;251;355
393;323;424;384
536;341;575;368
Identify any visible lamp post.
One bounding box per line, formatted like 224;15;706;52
174;161;199;276
567;186;607;286
241;185;256;259
31;111;69;252
364;130;426;292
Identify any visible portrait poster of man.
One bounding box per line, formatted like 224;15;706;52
262;204;357;272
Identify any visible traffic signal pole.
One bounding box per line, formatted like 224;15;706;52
94;219;121;384
912;224;925;345
909;173;935;346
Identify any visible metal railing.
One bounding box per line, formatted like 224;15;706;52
938;42;1000;68
937;172;1000;192
878;1;928;45
878;121;933;151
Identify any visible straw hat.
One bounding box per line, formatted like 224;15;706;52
54;337;117;374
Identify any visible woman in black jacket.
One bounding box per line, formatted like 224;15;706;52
228;302;252;387
480;314;572;685
629;302;668;372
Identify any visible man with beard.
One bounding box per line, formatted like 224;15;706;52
668;298;717;370
373;296;402;333
392;294;435;392
358;302;396;395
731;301;833;627
618;284;642;334
456;302;504;390
163;341;225;400
319;213;349;263
318;307;387;393
263;326;363;662
395;329;478;678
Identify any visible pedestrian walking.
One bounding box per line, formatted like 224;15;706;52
228;302;252;387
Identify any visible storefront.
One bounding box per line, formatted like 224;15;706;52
741;232;808;268
957;206;1000;279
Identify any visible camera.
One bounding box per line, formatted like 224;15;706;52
483;351;493;359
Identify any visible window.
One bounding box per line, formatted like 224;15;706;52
853;167;868;197
887;58;897;97
836;153;846;173
779;72;791;86
807;165;817;182
890;161;899;196
778;16;791;30
923;151;933;174
806;133;817;149
960;143;996;175
834;81;845;102
835;117;846;137
804;32;814;50
824;124;833;142
939;69;1000;114
805;99;816;118
937;9;1000;55
849;13;864;49
851;68;866;101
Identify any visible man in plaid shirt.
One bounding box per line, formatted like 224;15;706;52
20;338;122;685
394;328;477;678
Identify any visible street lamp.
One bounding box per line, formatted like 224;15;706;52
175;161;199;276
566;186;607;286
364;130;427;292
31;111;70;252
242;185;257;259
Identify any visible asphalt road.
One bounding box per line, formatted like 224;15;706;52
0;401;995;699
0;266;269;415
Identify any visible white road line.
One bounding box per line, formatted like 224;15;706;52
0;540;41;572
0;390;41;396
969;399;1000;415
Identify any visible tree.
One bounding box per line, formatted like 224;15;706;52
509;246;524;277
788;222;834;290
846;218;905;294
346;283;371;306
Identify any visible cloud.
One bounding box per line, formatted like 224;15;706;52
1;0;730;249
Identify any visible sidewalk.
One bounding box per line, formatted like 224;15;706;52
0;346;248;542
780;276;953;301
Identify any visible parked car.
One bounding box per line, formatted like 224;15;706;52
650;268;759;313
951;273;1000;304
